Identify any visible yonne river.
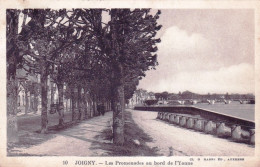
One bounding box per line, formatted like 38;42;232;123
193;101;255;121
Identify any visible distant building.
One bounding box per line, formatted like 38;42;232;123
16;65;59;114
129;89;155;107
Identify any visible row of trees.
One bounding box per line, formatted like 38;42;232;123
146;90;255;101
7;9;162;145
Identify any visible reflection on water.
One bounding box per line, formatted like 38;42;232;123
193;101;255;121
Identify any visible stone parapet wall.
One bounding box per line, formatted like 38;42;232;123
135;106;255;129
156;111;255;145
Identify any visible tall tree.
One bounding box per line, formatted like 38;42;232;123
7;9;23;143
109;9;161;145
7;9;161;145
18;9;92;132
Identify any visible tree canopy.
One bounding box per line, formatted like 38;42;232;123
7;8;162;145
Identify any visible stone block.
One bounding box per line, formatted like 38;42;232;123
160;112;164;120
194;119;205;131
165;113;170;121
159;112;163;119
169;114;175;123
180;116;187;127
216;123;231;137
164;113;169;121
174;115;180;124
157;112;161;119
204;121;215;134
162;112;166;120
186;118;194;129
250;129;255;144
231;125;242;141
163;113;168;121
241;130;250;139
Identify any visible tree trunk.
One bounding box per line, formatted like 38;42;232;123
90;100;94;117
110;9;125;145
34;95;38;113
111;78;125;145
84;89;88;119
50;82;55;104
57;83;65;126
25;90;29;115
7;77;19;143
71;88;75;121
70;98;72;112
71;86;77;121
33;83;38;113
109;101;111;111
40;63;48;133
85;102;89;119
91;96;95;116
93;100;97;116
7;10;19;143
87;94;93;118
65;99;68;112
78;87;82;120
30;93;34;112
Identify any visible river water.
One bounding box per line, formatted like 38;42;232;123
193;101;255;121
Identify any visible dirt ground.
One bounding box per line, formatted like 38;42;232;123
9;109;254;156
9;112;113;156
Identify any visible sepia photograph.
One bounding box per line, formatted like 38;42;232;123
1;0;260;167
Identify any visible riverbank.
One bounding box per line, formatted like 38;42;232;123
194;101;254;121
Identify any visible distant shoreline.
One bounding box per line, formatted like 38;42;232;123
194;101;254;121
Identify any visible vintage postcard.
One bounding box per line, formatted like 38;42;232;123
0;0;259;167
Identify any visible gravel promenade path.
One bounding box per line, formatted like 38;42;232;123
11;112;113;156
10;109;255;156
130;109;254;156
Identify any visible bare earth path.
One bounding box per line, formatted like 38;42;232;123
129;109;254;156
11;112;113;156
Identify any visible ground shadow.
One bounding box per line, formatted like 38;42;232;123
7;112;100;156
89;111;161;156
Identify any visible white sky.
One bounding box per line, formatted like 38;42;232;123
17;9;255;94
138;9;255;94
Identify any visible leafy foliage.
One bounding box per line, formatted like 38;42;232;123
144;99;158;106
7;9;162;142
